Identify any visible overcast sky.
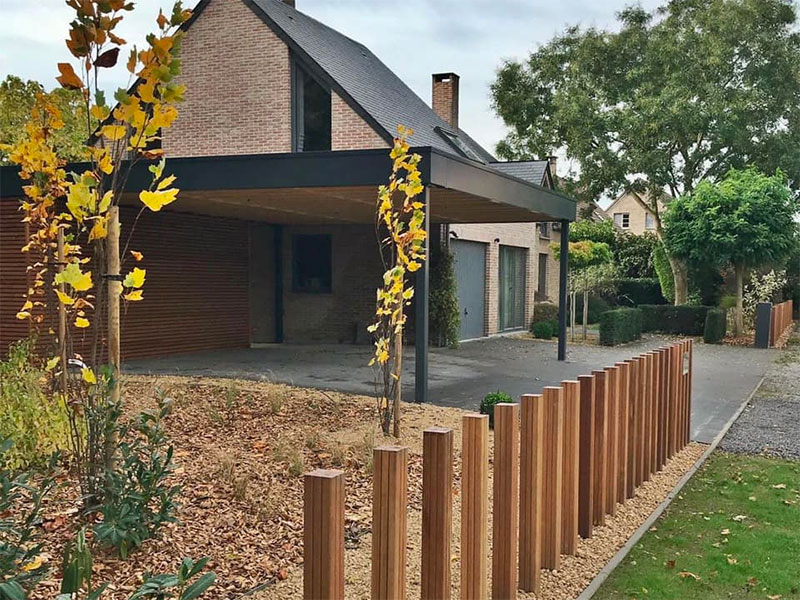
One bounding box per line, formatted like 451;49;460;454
0;0;661;168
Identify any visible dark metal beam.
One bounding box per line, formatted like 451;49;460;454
558;219;569;361
274;224;284;343
415;187;431;403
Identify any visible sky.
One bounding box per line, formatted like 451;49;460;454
0;0;662;172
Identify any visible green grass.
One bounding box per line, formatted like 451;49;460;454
595;451;800;600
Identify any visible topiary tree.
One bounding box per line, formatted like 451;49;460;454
429;244;460;347
663;168;799;335
653;242;675;304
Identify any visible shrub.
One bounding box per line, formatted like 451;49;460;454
599;308;642;345
720;295;736;310
0;339;71;470
480;391;513;428
430;246;460;347
639;304;710;335
704;308;727;344
571;294;611;324
614;231;659;278
652;243;675;304
530;302;559;328
532;320;557;339
612;278;667;306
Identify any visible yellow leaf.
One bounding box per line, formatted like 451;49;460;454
88;218;108;241
101;124;126;141
16;311;31;320
55;262;93;292
130;250;143;262
124;289;144;301
97;152;113;175
56;290;75;305
21;556;44;572
45;356;61;372
139;188;178;211
74;317;90;328
123;267;146;288
156;174;177;190
81;367;96;385
98;190;113;213
91;104;110;121
56;62;83;90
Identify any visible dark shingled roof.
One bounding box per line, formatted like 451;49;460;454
489;161;550;186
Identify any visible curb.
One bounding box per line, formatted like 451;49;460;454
576;373;767;599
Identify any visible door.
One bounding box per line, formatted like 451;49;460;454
499;245;527;330
451;240;487;340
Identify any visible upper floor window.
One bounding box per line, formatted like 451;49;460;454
645;213;655;230
614;212;630;229
537;222;551;238
293;62;331;152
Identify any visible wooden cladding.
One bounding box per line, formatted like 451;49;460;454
769;299;794;347
302;340;694;599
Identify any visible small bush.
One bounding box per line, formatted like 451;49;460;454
480;391;513;428
532;320;557;339
530;302;559;328
720;295;736;310
639;304;710;335
599;308;643;346
573;295;611;324
704;308;728;344
612;278;667;306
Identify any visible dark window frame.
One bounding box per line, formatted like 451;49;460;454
291;55;332;153
291;234;333;294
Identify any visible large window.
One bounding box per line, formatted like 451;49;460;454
614;212;630;229
293;63;331;152
645;213;655;230
292;234;332;293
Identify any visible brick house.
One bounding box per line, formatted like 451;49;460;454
605;191;668;235
0;0;576;400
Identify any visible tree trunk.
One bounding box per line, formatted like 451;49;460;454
57;228;68;397
734;263;745;337
106;206;121;471
667;254;689;305
392;326;402;438
570;291;576;341
582;289;589;340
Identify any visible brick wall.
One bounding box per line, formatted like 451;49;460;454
163;0;292;157
331;92;388;150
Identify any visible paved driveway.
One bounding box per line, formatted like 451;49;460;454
125;335;776;444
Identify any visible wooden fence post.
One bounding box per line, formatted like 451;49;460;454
371;446;408;600
591;372;607;526
636;355;648;486
666;344;676;459
560;381;580;555
541;387;564;570
577;376;595;540
656;349;667;470
304;469;345;600
422;428;453;600
461;414;489;600
519;394;544;594
492;404;519;599
603;366;619;517
686;339;693;446
642;353;653;483
624;359;638;499
614;362;629;505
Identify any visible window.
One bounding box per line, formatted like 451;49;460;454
292;234;332;293
293;62;331;152
645;213;655;230
435;127;485;162
537;222;551;238
614;212;630;229
538;253;548;298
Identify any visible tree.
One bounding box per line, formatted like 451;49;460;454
662;168;799;335
492;0;800;304
0;75;88;164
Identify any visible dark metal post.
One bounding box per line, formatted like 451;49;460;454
557;219;569;361
415;187;431;403
274;225;284;343
754;302;772;348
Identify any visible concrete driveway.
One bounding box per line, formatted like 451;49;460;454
125;335;776;444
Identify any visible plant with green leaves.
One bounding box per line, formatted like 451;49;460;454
479;391;513;428
663;168;799;335
429;245;460;347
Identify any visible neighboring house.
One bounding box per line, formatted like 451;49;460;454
605;191;668;235
0;0;576;378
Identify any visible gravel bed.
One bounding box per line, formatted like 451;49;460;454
719;331;800;460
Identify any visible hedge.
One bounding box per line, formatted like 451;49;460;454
703;308;727;344
572;295;612;324
612;278;667;306
640;304;710;335
530;302;559;329
599;308;643;346
532;320;557;339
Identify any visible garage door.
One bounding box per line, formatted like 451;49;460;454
451;239;486;340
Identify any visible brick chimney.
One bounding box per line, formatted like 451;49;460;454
282;0;295;7
547;155;558;185
432;73;460;130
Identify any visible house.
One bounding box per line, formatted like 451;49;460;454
0;0;576;400
605;191;668;235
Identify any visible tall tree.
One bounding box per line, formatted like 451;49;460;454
662;168;798;335
491;0;800;303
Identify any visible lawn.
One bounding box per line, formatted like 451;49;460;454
595;451;800;600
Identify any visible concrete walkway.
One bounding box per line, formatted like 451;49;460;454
125;334;777;444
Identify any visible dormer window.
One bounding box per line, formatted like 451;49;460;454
293;61;331;152
435;126;484;163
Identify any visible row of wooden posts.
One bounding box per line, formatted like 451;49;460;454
769;299;794;347
303;339;693;599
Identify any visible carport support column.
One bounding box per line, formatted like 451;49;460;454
415;187;431;403
557;219;569;361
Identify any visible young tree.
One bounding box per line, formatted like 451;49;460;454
663;168;799;335
492;0;800;303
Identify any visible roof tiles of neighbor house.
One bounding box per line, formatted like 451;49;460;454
489;160;550;186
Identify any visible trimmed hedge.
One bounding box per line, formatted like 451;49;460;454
640;304;710;335
532;320;557;339
599;308;643;346
480;391;513;428
612;278;667;306
530;302;559;329
703;308;727;344
572;295;612;324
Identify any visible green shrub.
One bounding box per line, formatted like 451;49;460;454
612;278;667;306
530;302;559;328
0;339;71;470
430;246;460;347
479;391;513;428
532;320;557;339
703;308;727;344
614;231;659;278
720;294;736;310
572;295;611;324
599;308;643;345
639;304;710;335
652;243;675;304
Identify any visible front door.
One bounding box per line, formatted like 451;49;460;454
451;239;487;340
499;245;526;331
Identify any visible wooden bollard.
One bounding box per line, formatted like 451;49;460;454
519;395;544;594
560;381;580;555
541;387;564;570
615;362;630;505
656;349;667;469
591;372;607;526
422;428;453;600
304;469;345;600
686;339;693;446
670;343;680;457
577;375;595;539
461;414;489;600
636;355;648;486
372;446;408;600
604;366;619;517
665;345;675;460
492;404;519;599
624;358;638;499
652;350;662;472
641;353;653;482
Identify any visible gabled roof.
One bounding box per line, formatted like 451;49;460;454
242;0;496;163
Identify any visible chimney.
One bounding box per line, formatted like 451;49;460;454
547;155;558;185
282;0;295;7
432;72;460;130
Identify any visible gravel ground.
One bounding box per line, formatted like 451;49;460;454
719;329;800;460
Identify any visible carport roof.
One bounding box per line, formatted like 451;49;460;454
0;146;576;225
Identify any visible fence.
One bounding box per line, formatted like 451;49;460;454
770;300;794;347
303;339;693;599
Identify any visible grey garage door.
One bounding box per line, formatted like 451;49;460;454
451;239;487;340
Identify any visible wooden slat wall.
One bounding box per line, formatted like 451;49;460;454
1;199;250;360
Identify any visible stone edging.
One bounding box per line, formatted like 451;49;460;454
576;373;767;599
